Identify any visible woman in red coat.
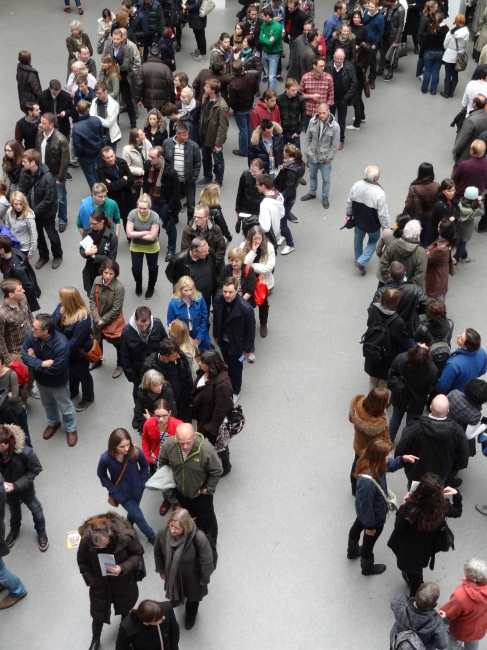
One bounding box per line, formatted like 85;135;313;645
425;219;456;299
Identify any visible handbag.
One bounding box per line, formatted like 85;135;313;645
358;474;398;514
78;336;103;363
363;70;370;99
145;464;176;491
199;0;215;17
135;556;147;582
244;265;269;307
429;520;455;569
454;38;468;71
95;285;125;339
97;35;108;55
107;459;129;508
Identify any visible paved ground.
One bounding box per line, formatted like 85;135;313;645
1;1;487;648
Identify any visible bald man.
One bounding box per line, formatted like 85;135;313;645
395;395;469;488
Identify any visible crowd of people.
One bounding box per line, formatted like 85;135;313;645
2;0;487;648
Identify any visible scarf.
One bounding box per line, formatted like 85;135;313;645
338;34;348;43
0;433;16;464
148;161;164;198
178;97;196;117
241;47;253;63
247;17;257;33
164;528;196;601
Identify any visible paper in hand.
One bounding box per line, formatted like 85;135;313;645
98;553;117;576
80;235;94;251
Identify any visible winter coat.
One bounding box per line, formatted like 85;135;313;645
349;394;390;456
127;7;150;45
440;579;487;643
274;159;305;202
452;108;487;163
437;348;487;394
142;162;181;215
4;208;37;257
175;100;202;145
443;25;469;64
139;0;164;34
285;7;307;39
97;447;149;504
383;2;405;43
37;89;75;139
0;425;42;495
51;304;94;363
158;432;223;497
414;317;454;347
355;457;404;528
453;157;487;198
134;59;173;110
133;385;177;431
395;415;469;483
167;296;210;351
0;471;10;558
18;163;58;221
97;157;134;207
192;368;233;440
431;196;458;242
120;315;167;384
122;141;152;179
287;33;308;81
0;249;40;313
373;280;429;338
235;169;264;215
79;226;119;295
387;495;462;574
141;351;193;423
248;123;284;174
326;33;356;61
425;238;452;298
380;236;428;289
364;303;409;380
304;113;340;163
387;351;438;413
77;513;144;624
192;70;232;103
89;276;125;342
116;601;180;650
35;129;70;183
154;525;214;602
243;49;263;79
250;99;281;132
141;415;182;465
456;200;484;242
180;220;227;273
228;73;260;112
199;94;230;148
89;95;122;145
324;60;358;105
209;43;234;76
158;37;177;71
165;249;217;304
72;114;106;159
239;241;276;289
213;292;256;356
389;595;449;650
145;124;169;149
15;116;39;152
374;231;397;280
404;181;441;218
16;64;42;110
185;0;207;30
21;328;70;388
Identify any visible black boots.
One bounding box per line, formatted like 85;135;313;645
259;305;269;337
218;447;232;477
88;623;102;650
361;555;386;575
132;269;143;296
347;538;361;559
440;80;451;98
450;80;458;97
145;266;159;299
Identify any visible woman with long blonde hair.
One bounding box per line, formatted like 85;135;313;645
52;286;95;413
6;191;37;259
199;183;232;241
168;319;199;379
167;276;210;351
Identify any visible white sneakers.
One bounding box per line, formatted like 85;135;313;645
281;246;295;255
247;352;256;363
277;236;286;246
346;125;360;130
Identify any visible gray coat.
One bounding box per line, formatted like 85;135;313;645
163;136;201;183
304;113;340;163
154;525;214;603
452;108;487;163
287;33;307;82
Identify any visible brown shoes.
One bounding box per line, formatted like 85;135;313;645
232;149;244;156
67;430;78;447
260;323;268;338
159;499;171;516
35;258;48;270
0;592;27;609
75;400;93;412
43;423;61;440
112;366;124;379
52;258;63;269
6;531;18;548
172;502;181;512
338;142;344;150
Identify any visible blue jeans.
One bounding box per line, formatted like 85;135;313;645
78;157;99;191
448;636;479;650
7;489;46;536
233;109;252;156
416;55;424;77
422;50;443;93
281;200;295;246
354;227;380;267
283;132;301;148
0;557;26;598
151;202;177;252
122;493;155;541
37;382;77;433
309;162;331;199
262;51;280;91
389;407;421;443
201;145;224;185
56;180;67;225
454;240;468;262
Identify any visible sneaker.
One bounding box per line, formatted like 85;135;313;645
193;56;206;63
28;387;40;399
277;236;286;246
38;533;49;552
416;74;423;81
75;400;93;412
247;352;256;363
262;75;268;82
66;172;73;181
288;213;299;223
361;118;366;123
197;177;212;187
460;257;476;264
281;245;295;255
276;75;284;82
346;125;360;130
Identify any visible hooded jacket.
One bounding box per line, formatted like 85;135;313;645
440;579;487;642
209;42;233;75
275;158;305;202
346;178;390;233
259;188;284;237
248;123;284;173
380;236;428;289
133;58;173;110
0;424;42;495
18;162;58;221
373;280;430;337
120;313;167;383
304;113;340;163
395;415;469;483
349;394;390;456
389;595;449;649
388;352;438;413
250;99;282;132
437;347;487;395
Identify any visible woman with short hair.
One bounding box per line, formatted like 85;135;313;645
115;599;180;650
154;508;215;630
442;14;469;97
66;21;93;79
5;191;37;259
218;248;256;304
167;276;210;352
133;369;177;432
144;109;168;148
127;194;161;300
80;211;118;296
176;87;202;145
404;163;440;247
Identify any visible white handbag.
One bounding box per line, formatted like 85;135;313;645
199;0;215;17
358;474;398;514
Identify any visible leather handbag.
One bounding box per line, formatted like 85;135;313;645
107;459;129;507
78;336;103;363
199;0;215;17
454;38;468;71
244;265;269;307
95;285;125;339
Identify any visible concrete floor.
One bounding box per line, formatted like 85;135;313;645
1;1;487;648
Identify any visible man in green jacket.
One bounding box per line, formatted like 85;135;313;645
158;423;223;541
259;7;283;91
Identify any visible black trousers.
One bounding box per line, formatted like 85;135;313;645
119;78;137;128
350;454;359;495
219;340;243;395
193;28;207;55
349;518;384;559
330;99;348;142
36;216;63;261
175;489;218;542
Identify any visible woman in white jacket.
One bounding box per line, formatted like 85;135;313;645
5;192;38;259
239;225;275;338
441;15;469;98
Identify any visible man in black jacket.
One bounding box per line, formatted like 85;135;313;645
72;100;106;191
141;338;193;422
0;237;40;313
235;159;265;218
0;424;48;555
122;0;149;51
163;122;201;224
248;118;284;176
0;469;27;608
395;394;469;487
165;238;217;312
324;49;357;149
18;149;63;270
120;306;167;401
213;277;256;399
37;80;75;140
14;102;40;151
97;146;134;233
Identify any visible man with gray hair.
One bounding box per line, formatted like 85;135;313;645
346;165;389;275
439;558;487;649
380;219;428;289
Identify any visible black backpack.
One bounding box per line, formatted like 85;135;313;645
193;527;218;572
420;320;453;373
361;313;398;363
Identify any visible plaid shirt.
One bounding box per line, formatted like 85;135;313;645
298;71;334;116
0;297;33;364
448;389;481;430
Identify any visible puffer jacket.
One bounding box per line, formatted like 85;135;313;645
133;58;173;110
18;163;58;221
304;113;340;163
349;394;390;456
379;236;428;289
275;158;306;202
139;0;164;34
0;425;42;494
248;123;284;173
388;351;438;413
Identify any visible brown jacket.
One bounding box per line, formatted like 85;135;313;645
425;239;452;298
404;181;440;218
349;394;390;456
199;94;229;148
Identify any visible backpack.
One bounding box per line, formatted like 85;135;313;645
9;361;28;389
193;527;218;571
420;320;453;373
361;312;398;363
391;629;426;650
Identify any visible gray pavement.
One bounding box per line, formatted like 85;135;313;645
1;1;487;648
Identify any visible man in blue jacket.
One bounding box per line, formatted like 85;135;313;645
363;0;385;89
21;313;78;447
322;1;347;44
213;277;256;401
72;100;106;191
437;328;487;395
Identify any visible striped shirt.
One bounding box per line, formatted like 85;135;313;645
298;71;334;116
173;139;185;181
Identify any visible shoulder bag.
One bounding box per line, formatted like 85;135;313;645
429;519;455;569
358;473;398;513
107;459;129;507
244;265;269;307
95;285;126;339
145;464;177;491
60;314;103;363
199;0;215;17
454;37;468;71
